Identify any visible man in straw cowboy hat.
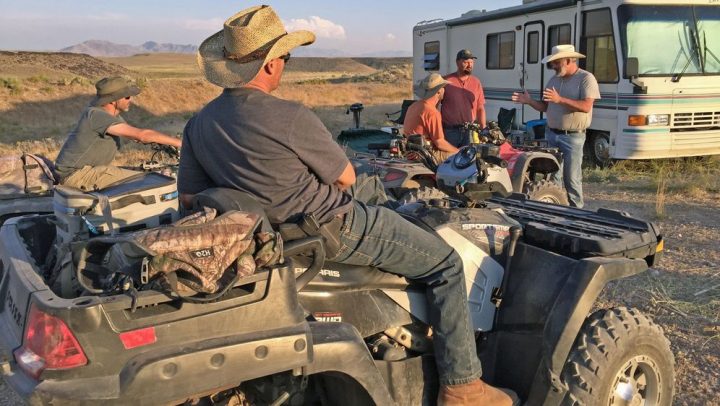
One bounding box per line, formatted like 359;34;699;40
55;76;182;190
511;44;600;208
441;49;487;148
178;5;516;406
404;72;459;163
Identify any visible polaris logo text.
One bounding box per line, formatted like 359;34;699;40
191;248;214;258
461;224;512;232
320;269;340;278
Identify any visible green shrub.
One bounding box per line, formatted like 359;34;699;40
1;77;22;95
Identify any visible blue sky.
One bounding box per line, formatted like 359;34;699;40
0;0;519;55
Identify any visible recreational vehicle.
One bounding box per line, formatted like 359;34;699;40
413;0;720;167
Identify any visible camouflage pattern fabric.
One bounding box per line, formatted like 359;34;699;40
80;207;282;296
134;207;281;293
0;153;56;197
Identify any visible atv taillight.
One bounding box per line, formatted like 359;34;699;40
13;304;87;379
383;171;405;182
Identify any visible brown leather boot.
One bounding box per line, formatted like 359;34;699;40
438;379;519;406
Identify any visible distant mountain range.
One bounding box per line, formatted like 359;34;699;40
60;40;198;57
60;40;411;58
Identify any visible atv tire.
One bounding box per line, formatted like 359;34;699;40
523;180;569;205
561;307;675;406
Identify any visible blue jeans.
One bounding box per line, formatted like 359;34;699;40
443;127;470;148
546;128;585;208
330;180;482;385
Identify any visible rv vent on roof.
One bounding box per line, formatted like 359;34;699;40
461;9;486;17
417;18;444;26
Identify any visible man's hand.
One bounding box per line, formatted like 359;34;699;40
334;162;356;190
511;90;533;104
542;87;562;104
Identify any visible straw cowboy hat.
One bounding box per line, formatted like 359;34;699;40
541;44;586;64
91;76;140;106
414;73;449;99
197;5;316;88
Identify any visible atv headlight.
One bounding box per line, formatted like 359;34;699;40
646;114;669;126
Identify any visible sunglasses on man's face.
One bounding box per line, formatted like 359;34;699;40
280;53;291;63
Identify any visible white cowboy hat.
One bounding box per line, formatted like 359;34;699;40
197;5;316;88
414;73;449;99
541;44;586;64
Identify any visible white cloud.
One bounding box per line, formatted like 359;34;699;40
385;33;396;41
284;16;346;40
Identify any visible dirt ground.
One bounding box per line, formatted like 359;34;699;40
585;183;720;406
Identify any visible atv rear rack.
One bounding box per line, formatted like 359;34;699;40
488;194;662;265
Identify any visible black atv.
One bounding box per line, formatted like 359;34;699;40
0;169;673;405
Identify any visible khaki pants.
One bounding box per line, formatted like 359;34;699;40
61;165;141;191
431;149;455;164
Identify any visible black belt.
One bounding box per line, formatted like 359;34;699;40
443;124;466;130
549;128;584;135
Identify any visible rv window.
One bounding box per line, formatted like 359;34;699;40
618;5;720;76
487;31;515;69
581;8;619;83
548;24;572;55
527;31;539;64
424;41;440;71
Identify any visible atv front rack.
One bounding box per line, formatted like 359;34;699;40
488;194;663;265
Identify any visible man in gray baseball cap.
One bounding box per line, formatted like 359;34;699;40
441;49;487;148
55;76;181;190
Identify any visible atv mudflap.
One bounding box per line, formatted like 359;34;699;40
488;193;663;266
481;241;650;405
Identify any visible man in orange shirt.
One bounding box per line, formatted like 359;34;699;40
441;49;487;148
403;73;459;163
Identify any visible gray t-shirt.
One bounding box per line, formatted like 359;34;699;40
55;107;126;178
545;68;600;131
178;88;352;225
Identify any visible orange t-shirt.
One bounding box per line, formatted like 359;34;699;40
403;99;444;144
441;73;485;127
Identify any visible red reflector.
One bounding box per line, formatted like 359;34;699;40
390;147;399;154
383;171;406;182
14;304;87;379
119;327;157;349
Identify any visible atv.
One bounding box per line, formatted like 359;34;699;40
0;149;673;405
337;102;569;205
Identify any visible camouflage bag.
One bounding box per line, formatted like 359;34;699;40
0;153;56;198
77;207;282;303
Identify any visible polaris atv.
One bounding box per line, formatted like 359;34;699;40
0;159;673;405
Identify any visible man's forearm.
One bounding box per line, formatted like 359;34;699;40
527;98;548;113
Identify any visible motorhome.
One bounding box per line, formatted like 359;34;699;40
413;0;720;167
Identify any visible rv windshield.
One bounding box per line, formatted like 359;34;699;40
618;5;720;76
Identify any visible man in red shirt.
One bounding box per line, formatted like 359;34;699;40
404;73;459;163
441;49;487;148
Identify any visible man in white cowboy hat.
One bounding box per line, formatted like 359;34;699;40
511;44;600;208
55;76;181;190
178;6;516;406
441;49;487;148
404;72;459;162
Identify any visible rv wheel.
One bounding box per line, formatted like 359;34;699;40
588;132;613;169
523;180;568;205
562;307;675;406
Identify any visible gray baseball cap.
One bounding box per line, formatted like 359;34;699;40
456;49;477;60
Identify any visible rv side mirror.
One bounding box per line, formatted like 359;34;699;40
626;57;639;78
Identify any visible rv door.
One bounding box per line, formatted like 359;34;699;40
523;23;543;123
